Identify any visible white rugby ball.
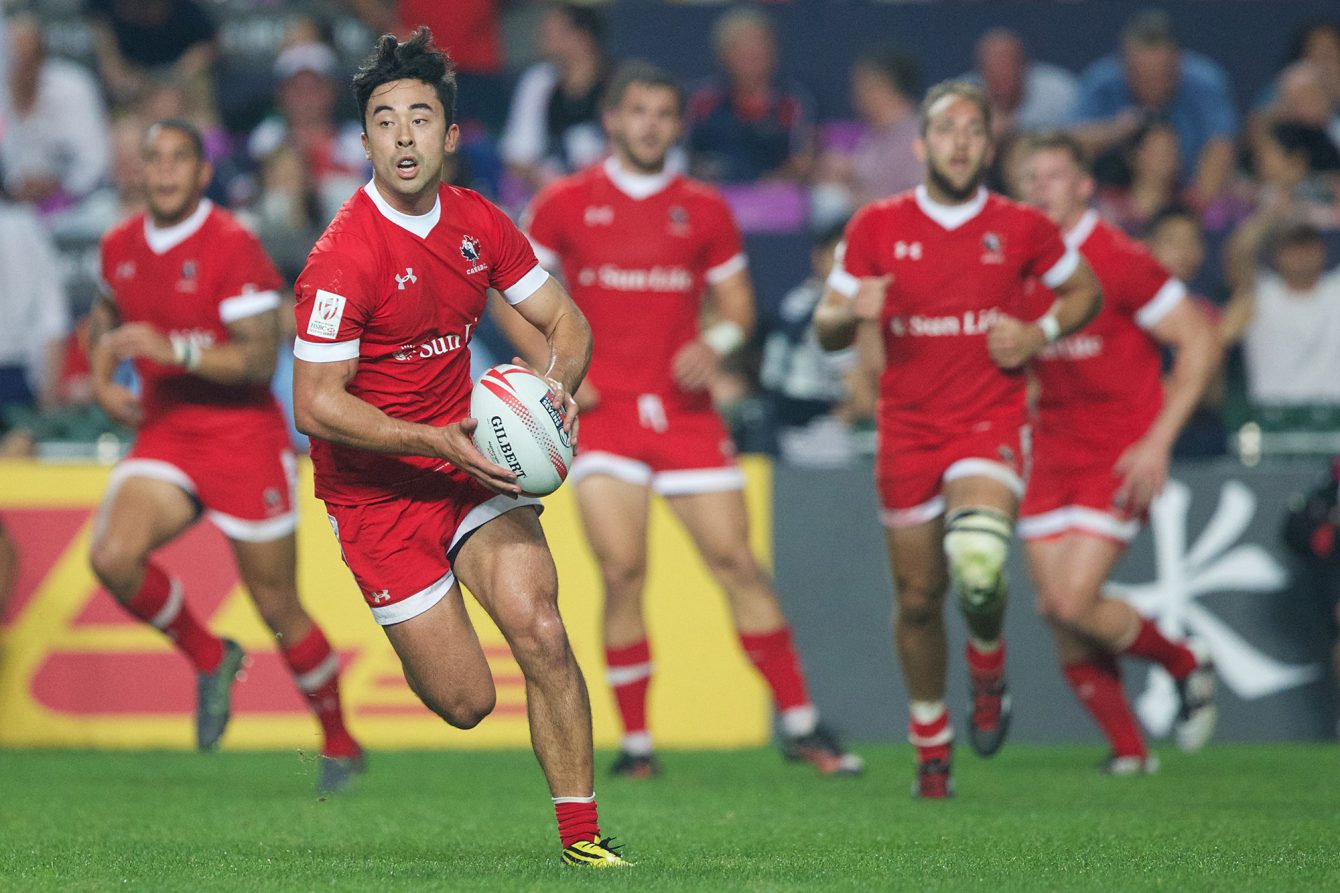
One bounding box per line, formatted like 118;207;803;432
470;364;573;496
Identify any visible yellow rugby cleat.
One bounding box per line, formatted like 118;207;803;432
561;837;630;868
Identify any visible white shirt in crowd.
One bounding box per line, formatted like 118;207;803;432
1;56;110;199
1244;268;1340;405
0;202;69;388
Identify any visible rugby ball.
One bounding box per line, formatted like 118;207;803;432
470;364;573;496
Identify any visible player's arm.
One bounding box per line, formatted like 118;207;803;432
673;267;756;392
988;258;1103;370
101;308;281;385
814;275;892;351
87;297;141;429
501;275;591;431
1114;296;1221;514
292;355;522;496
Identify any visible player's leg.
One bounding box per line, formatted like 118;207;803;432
883;516;954;796
452;506;620;861
229;533;363;789
89;471;244;749
573;473;657;776
664;486;862;775
941;473;1018;758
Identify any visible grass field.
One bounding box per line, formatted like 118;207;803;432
1;744;1337;891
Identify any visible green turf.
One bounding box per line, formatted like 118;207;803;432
0;745;1337;891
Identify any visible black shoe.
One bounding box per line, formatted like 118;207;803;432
610;751;660;779
967;672;1012;757
196;639;246;751
1174;640;1217;753
914;756;953;799
780;723;865;776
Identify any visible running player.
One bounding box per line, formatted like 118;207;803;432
289;30;624;867
813;81;1102;798
90;120;363;793
521;61;862;779
1018;132;1219;773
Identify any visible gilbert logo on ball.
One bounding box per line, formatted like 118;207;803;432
470;364;573;496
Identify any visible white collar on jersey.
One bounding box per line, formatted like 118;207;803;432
144;199;213;255
603;155;678;201
363;180;441;239
1064;209;1100;250
914;184;988;231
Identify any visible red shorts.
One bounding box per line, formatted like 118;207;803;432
568;394;743;495
1018;433;1141;544
876;419;1028;528
111;416;297;541
324;467;542;626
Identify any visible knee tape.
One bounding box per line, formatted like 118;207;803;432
942;507;1013;614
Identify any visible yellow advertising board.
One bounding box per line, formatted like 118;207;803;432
0;458;772;750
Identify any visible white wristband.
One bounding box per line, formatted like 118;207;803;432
1037;313;1061;344
170;334;202;370
701;320;746;356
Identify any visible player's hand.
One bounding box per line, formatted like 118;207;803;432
105;323;175;366
852;275;892;322
987;316;1046;369
511;356;579;437
672;339;718;392
93;382;142;429
1113;435;1171;517
436;418;522;497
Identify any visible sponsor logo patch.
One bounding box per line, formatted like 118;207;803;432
307;289;346;340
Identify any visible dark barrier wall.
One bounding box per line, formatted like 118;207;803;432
609;0;1337;122
774;460;1338;743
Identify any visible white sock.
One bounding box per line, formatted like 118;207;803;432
621;731;653;757
780;704;818;737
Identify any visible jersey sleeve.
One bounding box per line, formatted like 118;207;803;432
483;197;548;305
292;243;379;363
1121;244;1186;330
520;183;565;272
824;206;878;299
1023;210;1080;289
216;231;285;326
701;193;747;285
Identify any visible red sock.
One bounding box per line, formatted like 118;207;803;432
605;640;652;744
1064;655;1146;758
281;624;360;759
1123;618;1196;678
966;639;1005;680
122;563;223;673
554;795;600;848
908;703;953;763
739;626;811;712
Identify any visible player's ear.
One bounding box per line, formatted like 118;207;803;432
197;158;214;192
1079;173;1096;204
913;137;926;164
444;122;460;154
361;130;370;160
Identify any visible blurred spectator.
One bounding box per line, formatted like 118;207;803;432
86;0;217;107
760;220;873;466
248;41;367;228
1247;121;1340;227
1095;121;1187;236
48;115;147;239
1225;219;1340;406
812;46;920;225
687;6;813;184
500;3;609;192
969;28;1078;139
1277;62;1340;149
1072;9;1237;206
1;14;110;211
0;198;70;422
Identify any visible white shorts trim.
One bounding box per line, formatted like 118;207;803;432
1017;506;1140;543
108;458;197;498
294;337;360;362
502;265;549;305
943;458;1025;498
293;652;340;692
569;451;654;488
1135;277;1187;330
705;252;748;284
1041;246;1081;289
448;492;544;555
606;662;653;685
208;509;298;543
653;466;745;496
371;568;455;626
880;495;946;529
219;290;281;324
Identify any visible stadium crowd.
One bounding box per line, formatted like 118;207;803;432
1;0;1339;465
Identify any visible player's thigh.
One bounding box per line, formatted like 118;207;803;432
381;581;495;705
575;474;652;576
942;474;1019;519
92;475;198;563
1026;533;1125;617
664;487;754;568
453;506;564;650
883;517;949;611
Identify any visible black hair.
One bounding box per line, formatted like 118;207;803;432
854;45;920;102
147;118;205;159
1269;121;1340;173
919;79;992;137
602;59;684;113
549;2;605;47
352;26;457;131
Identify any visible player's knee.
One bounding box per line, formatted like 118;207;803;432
894;583;943;628
599;558;646;600
1036;584;1097;630
441;690;496;730
701;545;762;591
88;538;142;594
942;508;1013;615
509;606;572;671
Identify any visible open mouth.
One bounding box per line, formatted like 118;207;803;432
396;156;419;179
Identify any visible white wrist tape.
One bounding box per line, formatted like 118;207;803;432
1037;313;1061;344
702;320;746;356
170;334;202;371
